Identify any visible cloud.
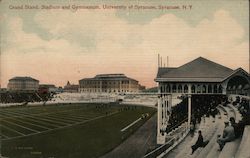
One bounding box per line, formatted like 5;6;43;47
1;9;248;88
1;16;86;87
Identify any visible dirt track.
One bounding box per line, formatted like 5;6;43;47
101;113;157;158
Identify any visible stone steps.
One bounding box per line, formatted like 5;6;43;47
235;126;250;158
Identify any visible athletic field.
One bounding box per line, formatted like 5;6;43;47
0;103;156;158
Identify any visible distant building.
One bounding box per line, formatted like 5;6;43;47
7;76;39;91
57;87;64;93
0;88;7;93
143;87;158;93
64;81;79;93
38;84;57;94
138;84;146;91
79;74;140;93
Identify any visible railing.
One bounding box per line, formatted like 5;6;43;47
158;124;189;158
143;121;189;158
143;138;175;158
167;117;188;134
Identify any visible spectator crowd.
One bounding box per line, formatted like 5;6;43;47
0;91;53;104
217;95;249;151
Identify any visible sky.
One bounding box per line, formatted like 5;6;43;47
0;0;249;88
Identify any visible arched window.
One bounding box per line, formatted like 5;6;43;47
162;85;166;93
197;84;201;93
238;85;242;89
178;85;182;93
166;84;170;93
172;84;177;93
208;85;212;93
244;84;249;89
160;86;163;93
191;85;196;93
202;85;206;93
213;85;218;93
184;85;188;93
218;85;223;93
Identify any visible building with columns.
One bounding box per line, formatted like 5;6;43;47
155;57;250;144
79;74;140;93
7;76;39;92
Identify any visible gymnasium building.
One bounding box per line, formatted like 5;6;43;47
79;74;140;93
7;76;39;92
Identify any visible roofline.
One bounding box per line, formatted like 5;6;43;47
95;73;125;76
79;77;138;82
155;78;223;82
156;57;234;79
79;78;95;81
178;57;233;71
221;67;250;82
155;67;249;83
9;77;39;82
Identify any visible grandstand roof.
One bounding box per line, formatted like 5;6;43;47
9;76;39;82
155;57;236;82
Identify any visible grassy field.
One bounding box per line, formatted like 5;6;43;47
1;103;156;158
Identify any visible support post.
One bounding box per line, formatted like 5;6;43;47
157;94;165;144
187;84;192;130
188;94;192;129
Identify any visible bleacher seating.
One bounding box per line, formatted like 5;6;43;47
169;104;239;158
158;95;249;158
206;102;246;158
221;98;249;158
227;104;242;122
218;138;241;158
166;98;188;133
161;105;223;158
195;107;224;158
0;92;52;104
235;125;250;158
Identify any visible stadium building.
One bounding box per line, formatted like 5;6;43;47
79;74;140;93
155;57;250;144
7;76;39;92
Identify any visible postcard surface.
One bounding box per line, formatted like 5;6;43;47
0;0;249;158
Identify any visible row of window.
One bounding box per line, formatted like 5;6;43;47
160;84;223;94
80;85;130;89
80;89;136;93
80;81;130;85
227;84;248;90
227;89;249;94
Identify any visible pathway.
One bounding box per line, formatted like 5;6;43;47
101;114;157;158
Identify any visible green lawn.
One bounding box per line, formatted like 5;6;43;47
1;103;156;158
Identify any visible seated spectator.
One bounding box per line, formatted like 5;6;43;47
229;117;240;138
217;121;235;151
211;108;218;122
190;115;196;137
191;130;209;154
